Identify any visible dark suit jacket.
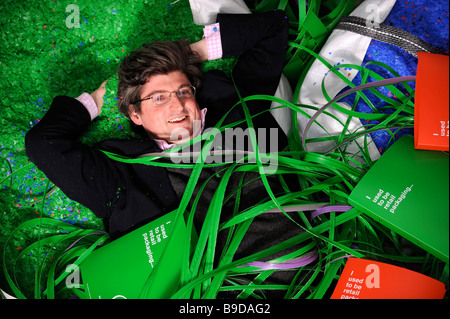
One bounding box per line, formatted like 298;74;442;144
25;11;291;240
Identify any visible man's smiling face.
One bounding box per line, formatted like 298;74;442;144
129;70;202;144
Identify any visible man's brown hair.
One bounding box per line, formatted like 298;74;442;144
117;39;202;119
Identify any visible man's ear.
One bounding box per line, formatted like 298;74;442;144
128;105;142;126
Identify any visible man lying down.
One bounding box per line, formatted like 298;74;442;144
26;10;308;298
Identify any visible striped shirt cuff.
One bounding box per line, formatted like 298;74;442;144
76;92;99;121
203;23;223;60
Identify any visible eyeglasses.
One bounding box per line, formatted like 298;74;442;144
134;85;196;106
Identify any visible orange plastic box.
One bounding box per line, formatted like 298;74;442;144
331;258;446;299
414;52;449;151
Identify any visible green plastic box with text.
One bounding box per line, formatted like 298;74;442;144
349;135;449;263
78;210;188;299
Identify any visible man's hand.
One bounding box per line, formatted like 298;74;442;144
190;39;208;62
90;80;108;115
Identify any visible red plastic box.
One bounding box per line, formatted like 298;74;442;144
414;52;449;151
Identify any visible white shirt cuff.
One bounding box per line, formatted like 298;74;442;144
76;92;99;121
203;23;223;60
